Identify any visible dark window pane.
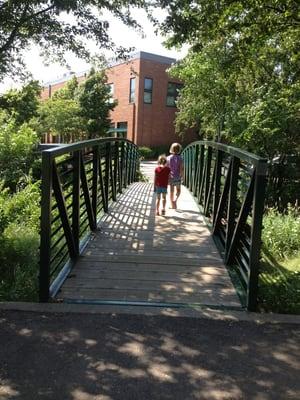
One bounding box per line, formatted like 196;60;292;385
129;78;135;103
166;96;175;106
144;78;153;90
144;92;152;104
117;122;127;138
166;82;182;107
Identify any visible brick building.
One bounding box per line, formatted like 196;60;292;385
41;51;198;147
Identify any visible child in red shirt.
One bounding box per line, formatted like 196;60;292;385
154;155;170;216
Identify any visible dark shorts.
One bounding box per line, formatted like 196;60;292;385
155;186;167;194
169;177;182;187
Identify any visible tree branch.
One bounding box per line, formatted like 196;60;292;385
0;4;56;54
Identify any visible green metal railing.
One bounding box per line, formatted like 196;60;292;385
182;141;268;311
39;138;139;302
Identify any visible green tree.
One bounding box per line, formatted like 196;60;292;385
161;0;300;157
0;80;41;125
77;69;116;139
36;97;85;142
52;75;79;100
0;111;39;190
0;0;151;79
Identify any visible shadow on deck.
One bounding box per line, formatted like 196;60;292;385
57;168;242;310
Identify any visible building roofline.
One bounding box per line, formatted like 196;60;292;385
43;51;177;87
130;51;176;65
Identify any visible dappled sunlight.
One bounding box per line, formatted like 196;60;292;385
272;350;299;370
161;336;201;358
118;341;147;358
59;177;239;308
148;363;176;383
71;388;112;400
0;382;19;399
0;310;299;399
84;339;98;347
196;385;243;400
18;328;32;337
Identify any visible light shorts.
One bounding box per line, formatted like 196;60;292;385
155;186;167;194
169;177;182;187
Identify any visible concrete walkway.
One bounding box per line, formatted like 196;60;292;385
0;308;299;400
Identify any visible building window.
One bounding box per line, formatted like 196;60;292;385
129;77;135;103
166;82;182;107
144;78;153;104
107;83;114;103
117;122;127;138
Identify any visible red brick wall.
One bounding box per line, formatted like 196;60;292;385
106;59;139;143
40;56;198;147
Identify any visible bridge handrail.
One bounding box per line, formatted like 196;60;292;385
39;137;139;302
183;140;268;167
182;140;268;311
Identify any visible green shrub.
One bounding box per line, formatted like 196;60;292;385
138;145;171;160
138;146;154;160
259;206;300;313
259;256;300;314
0;223;39;301
0;113;39;190
0;181;40;301
262;206;300;259
150;145;170;158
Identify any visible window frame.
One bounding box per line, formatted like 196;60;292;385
107;83;114;103
166;82;182;107
129;77;135;103
143;77;153;104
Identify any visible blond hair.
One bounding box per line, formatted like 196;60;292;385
169;142;182;154
157;154;167;165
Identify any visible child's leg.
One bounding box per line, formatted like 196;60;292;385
162;193;167;214
175;184;181;200
156;193;161;215
173;184;181;209
169;184;175;208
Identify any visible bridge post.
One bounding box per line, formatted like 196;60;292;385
72;150;81;257
92;146;99;222
39;151;53;302
247;160;268;311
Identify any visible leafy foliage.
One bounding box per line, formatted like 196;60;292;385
0;181;40;301
0;0;150;79
0;81;41;125
77;69;116;139
36;97;85;142
34;69;115;141
160;0;300;158
0;111;39;190
262;206;300;260
258;206;300;313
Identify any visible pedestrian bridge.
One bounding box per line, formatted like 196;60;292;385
39;139;267;311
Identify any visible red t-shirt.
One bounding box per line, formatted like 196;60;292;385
155;166;170;188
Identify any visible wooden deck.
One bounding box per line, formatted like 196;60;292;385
58;162;241;308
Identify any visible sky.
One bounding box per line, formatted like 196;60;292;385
0;8;188;93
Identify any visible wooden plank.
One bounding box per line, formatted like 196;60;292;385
59;288;241;306
71;261;226;273
64;270;231;284
62;277;236;291
80;254;224;265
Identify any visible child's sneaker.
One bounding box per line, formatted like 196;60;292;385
161;209;166;216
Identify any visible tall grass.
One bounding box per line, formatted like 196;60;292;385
259;206;300;314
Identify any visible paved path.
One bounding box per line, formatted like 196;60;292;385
58;162;240;308
0;309;299;400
